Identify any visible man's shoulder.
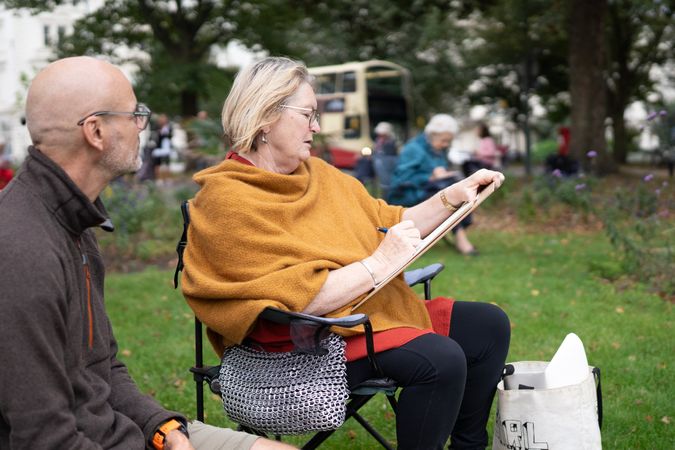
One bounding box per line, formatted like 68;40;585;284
0;182;63;255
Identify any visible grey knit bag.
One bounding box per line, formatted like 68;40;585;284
218;333;349;434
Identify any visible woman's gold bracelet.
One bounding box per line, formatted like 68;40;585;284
440;189;462;212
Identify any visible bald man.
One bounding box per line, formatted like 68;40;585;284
0;57;293;450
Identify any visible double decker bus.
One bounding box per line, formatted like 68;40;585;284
308;60;414;168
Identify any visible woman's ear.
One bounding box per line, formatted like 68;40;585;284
81;117;105;153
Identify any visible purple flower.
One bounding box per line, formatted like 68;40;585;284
663;181;669;187
575;183;586;191
552;169;562;178
659;110;667;117
587;150;597;158
655;189;661;196
643;173;654;182
647;111;658;121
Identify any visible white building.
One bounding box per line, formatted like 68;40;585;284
0;1;107;162
0;1;264;164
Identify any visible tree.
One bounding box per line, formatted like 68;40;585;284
568;0;612;174
3;0;479;120
0;0;304;117
273;0;472;118
453;0;570;174
605;0;675;164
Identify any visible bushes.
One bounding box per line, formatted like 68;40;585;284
597;179;673;295
515;171;673;297
95;179;198;271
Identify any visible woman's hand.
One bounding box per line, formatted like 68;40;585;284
303;220;423;315
443;168;504;207
430;166;457;181
365;220;422;280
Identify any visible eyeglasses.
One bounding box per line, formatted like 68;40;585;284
76;103;152;130
280;104;320;127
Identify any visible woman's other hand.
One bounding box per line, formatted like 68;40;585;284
444;169;504;207
430;166;457;181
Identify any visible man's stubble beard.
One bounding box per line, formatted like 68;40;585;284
101;132;142;177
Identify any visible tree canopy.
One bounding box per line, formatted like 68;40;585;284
2;0;673;171
1;0;308;116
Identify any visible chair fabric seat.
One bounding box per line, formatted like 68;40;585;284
351;377;398;396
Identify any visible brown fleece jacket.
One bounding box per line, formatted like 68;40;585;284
0;147;181;449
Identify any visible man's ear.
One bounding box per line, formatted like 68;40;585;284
81;118;105;153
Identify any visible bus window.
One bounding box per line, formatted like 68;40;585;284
315;73;337;94
324;98;345;112
342;71;357;93
366;67;404;96
343;115;361;139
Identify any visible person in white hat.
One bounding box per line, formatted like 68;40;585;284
388;114;478;255
372;121;399;198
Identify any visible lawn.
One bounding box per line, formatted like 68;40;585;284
106;227;673;449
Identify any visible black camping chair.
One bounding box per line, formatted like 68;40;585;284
174;200;445;449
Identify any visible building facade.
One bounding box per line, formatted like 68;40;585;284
0;1;103;162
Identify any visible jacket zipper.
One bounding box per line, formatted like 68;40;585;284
76;239;94;349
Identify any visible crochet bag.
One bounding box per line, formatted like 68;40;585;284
218;333;349;434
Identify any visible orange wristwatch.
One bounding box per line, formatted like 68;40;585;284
152;419;188;450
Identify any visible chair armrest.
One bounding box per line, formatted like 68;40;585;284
404;263;445;287
260;306;369;329
259;307;381;374
189;365;221;394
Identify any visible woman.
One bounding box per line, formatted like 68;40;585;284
182;57;509;450
372;121;399;198
463;122;500;176
388;115;478;255
475;122;500;170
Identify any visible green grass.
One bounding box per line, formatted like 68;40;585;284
106;229;673;449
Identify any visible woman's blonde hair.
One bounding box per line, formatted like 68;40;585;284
222;57;311;153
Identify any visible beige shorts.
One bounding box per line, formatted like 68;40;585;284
188;421;260;450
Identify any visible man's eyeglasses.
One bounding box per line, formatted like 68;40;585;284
77;103;152;130
280;105;320;127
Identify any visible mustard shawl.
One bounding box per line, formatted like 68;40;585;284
182;156;433;356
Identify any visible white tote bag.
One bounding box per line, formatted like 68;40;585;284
492;361;603;450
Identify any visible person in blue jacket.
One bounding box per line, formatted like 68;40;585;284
388;114;477;255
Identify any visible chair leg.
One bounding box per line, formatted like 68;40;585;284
301;428;337;450
350;412;395;450
196;380;205;422
302;393;395;450
386;393;398;413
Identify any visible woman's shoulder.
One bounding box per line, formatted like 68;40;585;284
402;133;427;152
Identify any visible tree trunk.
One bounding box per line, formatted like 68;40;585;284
568;0;615;175
611;107;629;164
181;90;199;118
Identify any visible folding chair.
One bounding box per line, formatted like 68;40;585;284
174;200;445;449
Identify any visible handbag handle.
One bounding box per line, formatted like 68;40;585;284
593;367;603;429
500;364;603;430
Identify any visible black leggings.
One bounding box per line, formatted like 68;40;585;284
345;301;510;450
